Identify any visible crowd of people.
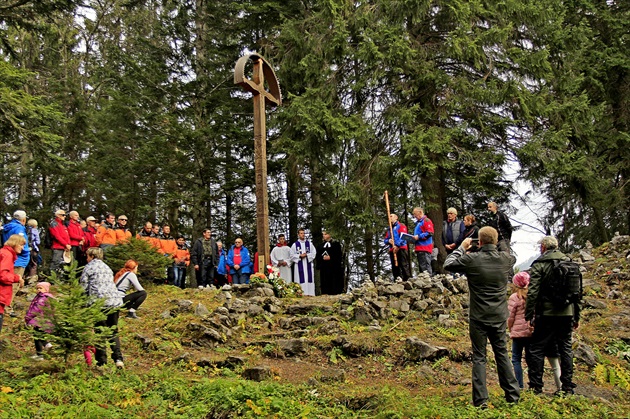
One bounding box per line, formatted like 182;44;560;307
0;203;581;404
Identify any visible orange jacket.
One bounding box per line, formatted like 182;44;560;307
173;247;190;266
115;228;132;244
95;223;117;246
159;235;177;256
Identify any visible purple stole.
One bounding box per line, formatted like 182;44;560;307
295;240;313;284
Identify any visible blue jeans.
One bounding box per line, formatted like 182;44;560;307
415;251;433;276
173;265;187;289
511;337;531;389
232;270;249;285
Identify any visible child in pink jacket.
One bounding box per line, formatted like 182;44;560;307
24;282;53;360
508;271;561;390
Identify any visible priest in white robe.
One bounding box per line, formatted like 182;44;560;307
290;229;317;296
270;234;293;284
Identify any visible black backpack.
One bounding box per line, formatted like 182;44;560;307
540;259;583;308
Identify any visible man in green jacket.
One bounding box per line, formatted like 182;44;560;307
525;236;579;395
444;226;520;408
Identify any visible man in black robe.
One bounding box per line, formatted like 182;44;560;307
316;230;344;295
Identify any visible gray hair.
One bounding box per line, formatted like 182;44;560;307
538;236;558;250
13;210;27;220
69;210;79;217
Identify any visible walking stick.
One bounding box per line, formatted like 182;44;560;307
384;190;398;267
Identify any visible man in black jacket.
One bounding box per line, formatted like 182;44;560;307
190;228;219;288
525;236;579;395
444;226;520;408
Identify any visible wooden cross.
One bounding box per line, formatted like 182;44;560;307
234;53;282;273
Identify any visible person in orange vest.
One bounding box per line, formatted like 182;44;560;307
95;213;118;250
159;225;177;284
115;215;132;244
173;236;190;289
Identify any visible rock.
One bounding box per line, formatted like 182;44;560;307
412;300;429;311
169;353;191;364
607;290;623;299
583;299;607;310
242;366;272;382
285;304;333;316
389;299;410;313
227;298;249;313
332;336;378;357
451;278;469;294
574;342;598;367
378;283;406;296
214;306;230;316
610;233;630;249
318;368;346;383
216;355;246;369
354;306;374;325
195;303;210;317
319;321;342;335
160;310;172;319
278;338;307;356
134;334;154;350
579;250;595;262
176;300;194;310
404;337;449;362
247;304;264;316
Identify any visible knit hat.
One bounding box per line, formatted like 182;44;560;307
36;282;51;293
512;271;530;288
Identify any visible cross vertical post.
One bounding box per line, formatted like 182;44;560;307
234;53;282;273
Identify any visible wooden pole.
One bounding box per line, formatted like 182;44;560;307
384;190;397;266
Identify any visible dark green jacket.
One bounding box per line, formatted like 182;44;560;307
444;244;515;324
525;249;579;321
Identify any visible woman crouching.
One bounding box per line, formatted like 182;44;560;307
113;260;147;319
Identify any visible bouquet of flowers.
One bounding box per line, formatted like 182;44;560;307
249;265;303;298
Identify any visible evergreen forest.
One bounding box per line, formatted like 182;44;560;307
1;0;628;280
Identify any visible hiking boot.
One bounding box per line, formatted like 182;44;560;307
126;311;139;319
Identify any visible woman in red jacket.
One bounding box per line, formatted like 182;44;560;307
0;234;26;333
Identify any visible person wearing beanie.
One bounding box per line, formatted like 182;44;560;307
25;282;54;360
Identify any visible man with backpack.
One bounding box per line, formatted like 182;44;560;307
525;236;581;395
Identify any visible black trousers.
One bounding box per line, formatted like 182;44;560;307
123;290;147;311
95;310;122;366
528;316;575;392
389;248;411;281
469;319;520;406
196;259;215;287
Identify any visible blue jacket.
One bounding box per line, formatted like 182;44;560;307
227;245;251;274
2;219;30;268
384;221;408;250
217;249;228;275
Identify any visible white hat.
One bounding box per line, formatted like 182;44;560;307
63;249;73;264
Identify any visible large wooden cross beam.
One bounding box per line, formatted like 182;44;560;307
234;53;282;273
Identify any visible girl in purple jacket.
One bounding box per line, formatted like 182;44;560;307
25;282;53;360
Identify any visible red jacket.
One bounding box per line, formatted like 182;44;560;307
83;226;98;251
0;246;20;308
67;219;85;246
49;217;71;250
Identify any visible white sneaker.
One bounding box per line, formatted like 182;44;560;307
44;342;53;350
30;354;44;361
198;286;204;289
115;359;124;368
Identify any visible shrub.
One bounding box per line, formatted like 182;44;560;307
104;237;172;281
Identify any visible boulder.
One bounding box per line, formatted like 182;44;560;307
242;366;272;381
318;368;346;383
583;299;607;310
574;342;598;367
195;303;210;317
579;250;595;262
354;305;374;325
285;304;333;316
278;338;308;356
378;283;406;296
404;337;449;362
